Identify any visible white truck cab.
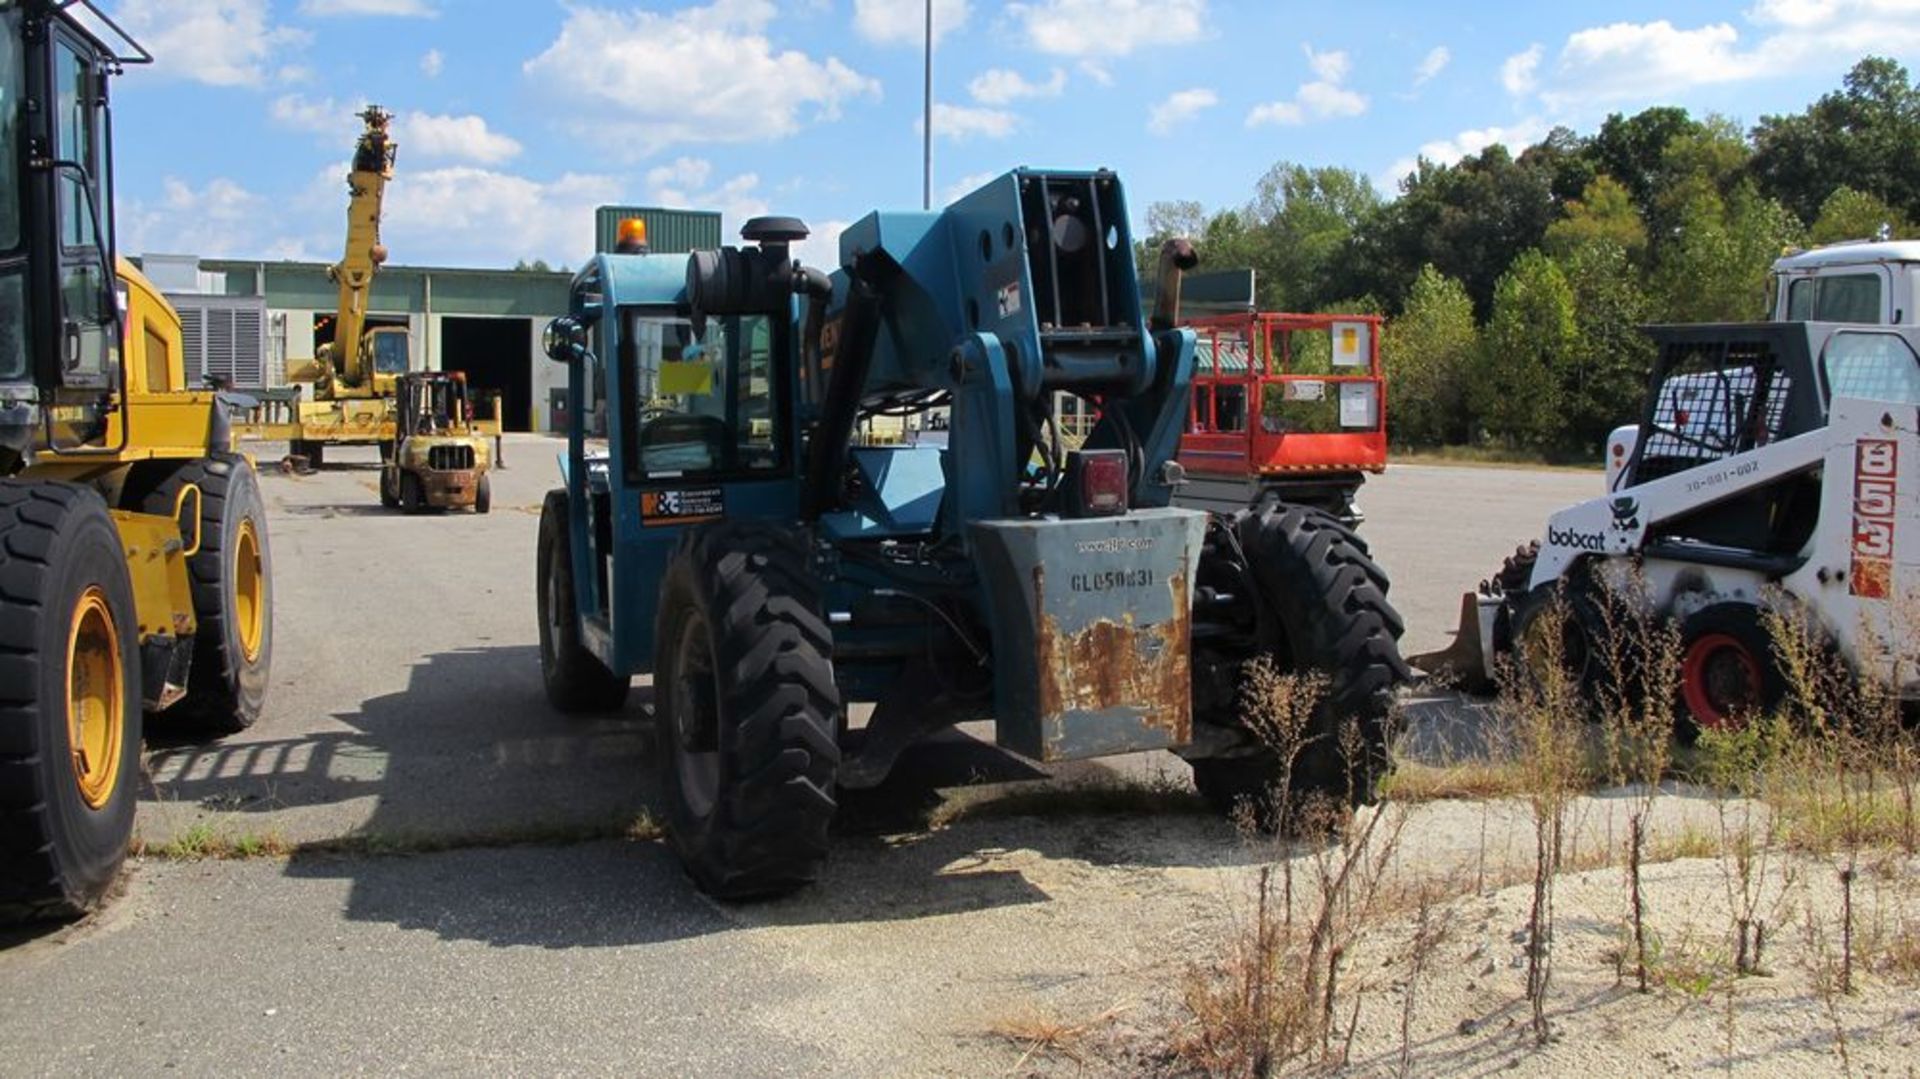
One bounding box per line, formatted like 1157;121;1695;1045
1769;240;1920;326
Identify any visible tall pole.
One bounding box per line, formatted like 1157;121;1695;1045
922;0;932;210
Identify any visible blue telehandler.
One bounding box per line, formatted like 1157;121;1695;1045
538;170;1408;898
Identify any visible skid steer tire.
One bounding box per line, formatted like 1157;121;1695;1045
535;490;629;714
140;455;272;736
654;522;841;900
0;482;143;922
1189;504;1409;828
1504;566;1639;715
1676;603;1785;740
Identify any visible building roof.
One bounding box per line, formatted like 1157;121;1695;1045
1773;241;1920;271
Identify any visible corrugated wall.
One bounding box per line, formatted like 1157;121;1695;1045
593;206;723;255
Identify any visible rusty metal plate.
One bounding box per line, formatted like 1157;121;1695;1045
969;507;1207;762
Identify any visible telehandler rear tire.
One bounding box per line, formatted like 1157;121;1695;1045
654;522;840;899
140;455;272;735
536;490;629;713
1188;504;1408;828
0;481;143;922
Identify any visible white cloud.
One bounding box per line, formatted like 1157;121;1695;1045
298;0;436;15
941;171;998;205
120;177;316;260
853;0;970;45
112;0;307;87
920;103;1018;141
1247;45;1367;127
1147;88;1217;135
1008;0;1208;58
523;0;878;152
641;157;770;235
420;49;444;78
1076;60;1114;86
269;94;366;143
1500;44;1542;96
791;220;848;272
382;167;626;268
1413;45;1450;86
1528;2;1920;111
967;67;1066;105
400;113;522;165
1379;117;1549;193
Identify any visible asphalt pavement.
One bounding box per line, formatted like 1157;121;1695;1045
0;438;1597;1075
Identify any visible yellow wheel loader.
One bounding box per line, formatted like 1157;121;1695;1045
0;1;273;921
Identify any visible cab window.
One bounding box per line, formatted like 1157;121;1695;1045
624;312;781;478
1823;331;1920;405
372;331;409;374
1786;273;1882;324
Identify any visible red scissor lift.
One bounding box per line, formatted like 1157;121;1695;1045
1175;312;1387;523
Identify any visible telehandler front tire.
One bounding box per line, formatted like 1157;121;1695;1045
141;454;272;736
536;490;629;713
1188;504;1408;827
654;522;840;899
0;482;143;922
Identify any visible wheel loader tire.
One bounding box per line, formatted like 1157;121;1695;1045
140;455;272;736
474;473;492;515
1189;504;1409;828
0;481;144;922
535;490;629;713
1677;603;1785;738
654;521;841;899
399;472;425;514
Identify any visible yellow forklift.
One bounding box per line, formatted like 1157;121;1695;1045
380;370;492;512
1;1;273;920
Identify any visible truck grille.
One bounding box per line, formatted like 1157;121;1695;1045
429;444;475;471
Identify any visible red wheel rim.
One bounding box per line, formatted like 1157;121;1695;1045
1682;633;1763;731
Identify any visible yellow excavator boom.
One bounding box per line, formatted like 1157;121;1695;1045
314;106;397;399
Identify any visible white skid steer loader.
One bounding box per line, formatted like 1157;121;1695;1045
1416;320;1920;732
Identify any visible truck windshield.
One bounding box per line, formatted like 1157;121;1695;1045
623;311;779;478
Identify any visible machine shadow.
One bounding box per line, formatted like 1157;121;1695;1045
153;645;1267;948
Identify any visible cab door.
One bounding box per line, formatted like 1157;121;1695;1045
47;25;116;389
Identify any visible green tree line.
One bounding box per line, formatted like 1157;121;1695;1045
1142;57;1920;456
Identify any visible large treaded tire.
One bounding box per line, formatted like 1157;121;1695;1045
1190;503;1409;824
654;522;841;899
0;481;144;922
536;490;629;713
139;454;272;735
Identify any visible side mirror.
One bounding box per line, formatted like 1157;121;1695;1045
543;316;586;363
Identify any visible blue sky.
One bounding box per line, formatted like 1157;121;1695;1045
97;0;1920;271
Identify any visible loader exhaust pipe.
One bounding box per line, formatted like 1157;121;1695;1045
1149;238;1198;332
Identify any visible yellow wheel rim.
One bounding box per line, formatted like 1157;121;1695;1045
68;587;125;811
234;518;265;664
